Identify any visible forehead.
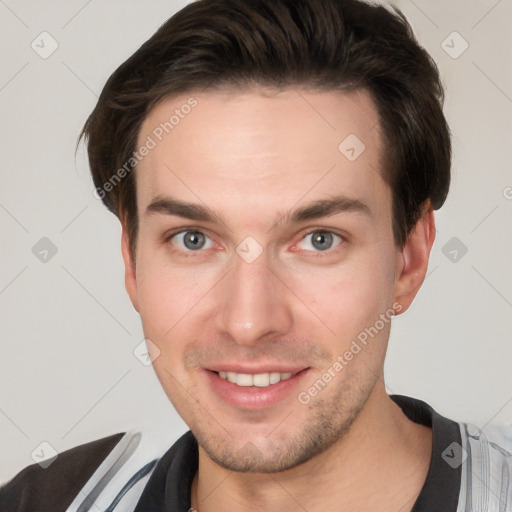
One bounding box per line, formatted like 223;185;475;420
135;88;388;225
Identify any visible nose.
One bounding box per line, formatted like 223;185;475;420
214;249;293;347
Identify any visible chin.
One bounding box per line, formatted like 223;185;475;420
193;401;359;474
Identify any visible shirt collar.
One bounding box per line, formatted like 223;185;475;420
390;394;461;512
134;394;461;511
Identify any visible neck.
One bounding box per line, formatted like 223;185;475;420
191;386;432;512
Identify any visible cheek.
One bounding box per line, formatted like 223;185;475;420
135;259;204;402
135;248;208;337
290;251;396;337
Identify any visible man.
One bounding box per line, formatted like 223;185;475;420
1;0;511;510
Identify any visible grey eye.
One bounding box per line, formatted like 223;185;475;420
299;231;342;252
171;231;213;252
183;231;206;250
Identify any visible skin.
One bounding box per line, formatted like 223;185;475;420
121;88;436;511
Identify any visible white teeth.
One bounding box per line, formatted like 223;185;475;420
253;373;270;387
269;372;281;384
217;371;295;387
236;373;253;386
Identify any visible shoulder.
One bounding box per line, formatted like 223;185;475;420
0;432;125;512
458;422;512;511
462;422;512;463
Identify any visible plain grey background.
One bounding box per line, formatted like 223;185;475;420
1;0;511;483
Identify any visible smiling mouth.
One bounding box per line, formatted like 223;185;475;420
204;367;310;410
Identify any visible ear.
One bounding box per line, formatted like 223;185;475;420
393;203;436;315
121;222;140;313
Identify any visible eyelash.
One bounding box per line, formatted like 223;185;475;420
163;228;345;258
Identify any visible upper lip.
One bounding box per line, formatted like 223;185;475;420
205;364;309;374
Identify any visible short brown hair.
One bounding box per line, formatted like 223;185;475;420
79;0;451;256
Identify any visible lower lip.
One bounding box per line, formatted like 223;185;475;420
203;369;310;410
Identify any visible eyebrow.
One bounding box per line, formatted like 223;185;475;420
145;194;372;226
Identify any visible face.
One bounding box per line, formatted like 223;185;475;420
123;87;421;473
